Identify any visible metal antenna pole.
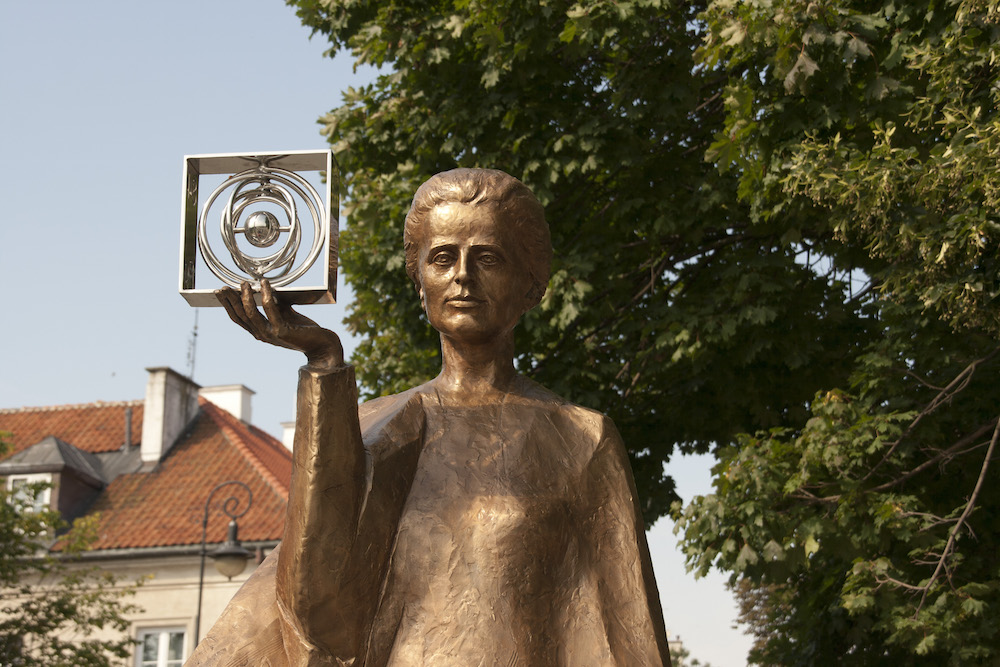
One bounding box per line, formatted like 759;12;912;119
186;310;199;381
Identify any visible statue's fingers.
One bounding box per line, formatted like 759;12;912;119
217;287;255;333
260;280;288;333
263;279;321;329
240;282;272;339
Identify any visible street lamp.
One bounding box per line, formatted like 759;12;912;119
194;480;253;647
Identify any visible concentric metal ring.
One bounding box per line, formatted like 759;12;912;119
196;165;325;288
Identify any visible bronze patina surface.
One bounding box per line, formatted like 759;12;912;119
187;169;671;666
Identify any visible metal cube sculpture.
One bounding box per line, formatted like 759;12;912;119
179;150;338;306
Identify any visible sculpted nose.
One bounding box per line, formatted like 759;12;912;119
454;253;472;285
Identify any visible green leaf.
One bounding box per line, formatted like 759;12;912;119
784;52;819;93
559;21;577;43
736;543;760;569
804;535;820;557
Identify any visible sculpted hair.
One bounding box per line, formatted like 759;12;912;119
404;168;552;308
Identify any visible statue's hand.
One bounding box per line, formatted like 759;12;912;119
216;279;345;373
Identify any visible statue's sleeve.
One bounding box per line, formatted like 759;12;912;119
275;364;367;666
580;416;672;667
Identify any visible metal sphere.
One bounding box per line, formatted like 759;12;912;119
244;211;281;248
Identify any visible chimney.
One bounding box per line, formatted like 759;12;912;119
199;384;255;423
280;421;296;451
140;367;200;469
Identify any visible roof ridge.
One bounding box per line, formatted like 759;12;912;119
0;399;144;414
199;400;290;499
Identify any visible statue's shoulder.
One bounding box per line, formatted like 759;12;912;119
356;381;437;453
515;374;610;416
512;375;622;449
358;383;424;424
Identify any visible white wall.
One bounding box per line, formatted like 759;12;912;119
65;551;271;664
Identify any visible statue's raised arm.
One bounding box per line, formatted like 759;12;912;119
187;169;671;667
216;279;367;664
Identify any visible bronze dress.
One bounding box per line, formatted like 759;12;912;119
187;366;670;666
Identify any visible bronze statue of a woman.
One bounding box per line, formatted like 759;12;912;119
187;169;671;666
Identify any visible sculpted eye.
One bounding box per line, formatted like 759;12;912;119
431;251;454;266
478;253;501;266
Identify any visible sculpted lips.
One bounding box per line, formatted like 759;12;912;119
446;295;485;308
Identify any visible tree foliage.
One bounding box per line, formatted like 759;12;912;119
288;0;869;523
0;434;142;666
674;0;1000;663
289;0;1000;660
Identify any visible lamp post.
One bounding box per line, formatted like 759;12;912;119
193;480;253;647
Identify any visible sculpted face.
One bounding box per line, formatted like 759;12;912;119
417;202;534;344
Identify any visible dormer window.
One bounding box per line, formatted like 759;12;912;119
6;473;52;513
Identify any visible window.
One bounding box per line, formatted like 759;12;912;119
136;628;186;667
6;473;51;513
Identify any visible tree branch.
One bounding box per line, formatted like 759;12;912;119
861;347;1000;484
791;420;995;504
914;416;1000;615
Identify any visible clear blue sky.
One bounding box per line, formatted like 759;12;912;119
0;2;751;664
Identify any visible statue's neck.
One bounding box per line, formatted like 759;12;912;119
434;334;517;403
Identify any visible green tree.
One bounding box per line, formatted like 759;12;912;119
287;0;1000;660
675;0;1000;663
0;433;142;666
288;0;869;522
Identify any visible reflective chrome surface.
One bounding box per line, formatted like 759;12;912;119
179;150;338;307
244;211;280;248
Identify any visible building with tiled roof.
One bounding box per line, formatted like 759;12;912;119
0;367;292;666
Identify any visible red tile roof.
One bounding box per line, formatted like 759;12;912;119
1;395;292;550
0;401;143;454
87;406;290;549
200;399;291;500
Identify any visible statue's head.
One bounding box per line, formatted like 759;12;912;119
404;169;551;311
